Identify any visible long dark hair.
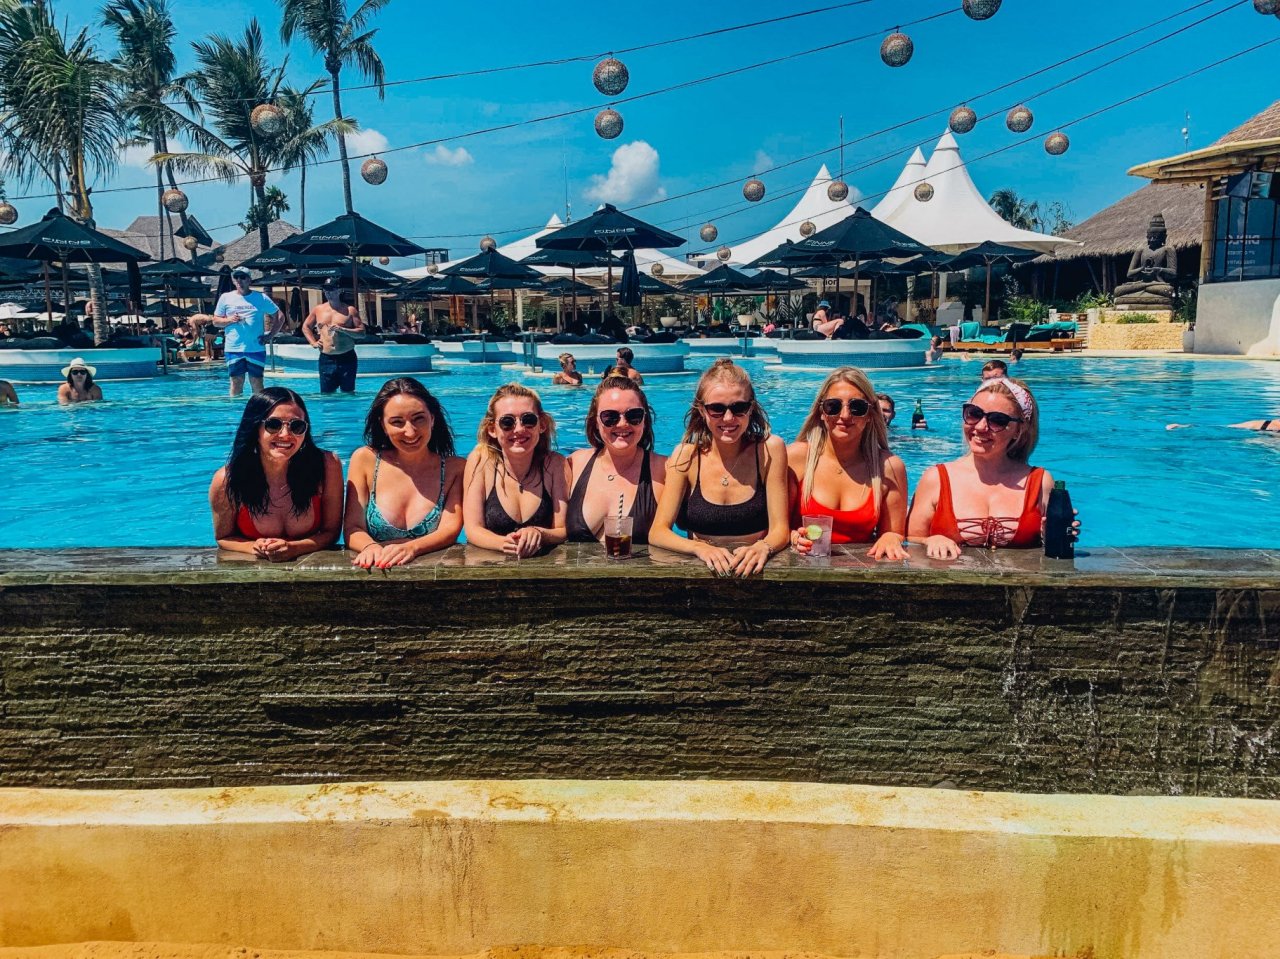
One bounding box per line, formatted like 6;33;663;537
66;369;95;392
224;387;326;517
585;373;655;451
363;377;456;456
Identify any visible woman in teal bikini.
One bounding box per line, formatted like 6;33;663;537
344;378;465;568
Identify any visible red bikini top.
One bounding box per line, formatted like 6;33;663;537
793;487;878;544
929;464;1044;549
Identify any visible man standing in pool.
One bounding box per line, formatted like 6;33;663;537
200;267;282;397
302;278;365;394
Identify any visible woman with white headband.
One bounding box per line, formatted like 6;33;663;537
908;377;1071;559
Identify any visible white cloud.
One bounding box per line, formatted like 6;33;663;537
120;145;154;170
423;144;474;167
753;149;774;173
584;141;665;206
346;128;389;155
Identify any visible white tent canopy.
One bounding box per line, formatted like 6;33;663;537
716;164;857;266
870;146;927;222
880;132;1076;254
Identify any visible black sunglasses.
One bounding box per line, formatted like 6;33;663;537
262;416;308;436
701;400;753;418
498;412;540;431
599;407;646;428
961;403;1022;432
820;397;870;418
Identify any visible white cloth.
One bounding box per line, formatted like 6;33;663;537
214;291;279;354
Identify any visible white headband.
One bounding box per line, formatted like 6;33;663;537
980;378;1034;419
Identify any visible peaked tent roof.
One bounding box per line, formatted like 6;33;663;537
881;132;1074;254
720;164;858;266
870;147;927;221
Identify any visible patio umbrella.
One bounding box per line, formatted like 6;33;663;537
289;288;304;324
522;247;621;328
258;262;403;291
215;266;233;297
142;301;195;318
141;257;219;279
681;263;760;327
444;249;544;330
618;250;642;309
936;241;1040;326
536;203;686;310
896;249;963;323
238;247;336;271
748;269;807;324
276;211;425;298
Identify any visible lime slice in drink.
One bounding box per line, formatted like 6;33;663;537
805;524;824;541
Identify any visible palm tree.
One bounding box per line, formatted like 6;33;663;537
153;20;287;253
988;188;1041;231
278;0;388;215
100;0;197;260
0;0;128;344
274;81;352;230
242;184;289;234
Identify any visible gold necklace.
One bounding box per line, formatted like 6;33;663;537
718;445;746;487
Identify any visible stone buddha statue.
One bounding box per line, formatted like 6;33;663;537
1114;213;1177;310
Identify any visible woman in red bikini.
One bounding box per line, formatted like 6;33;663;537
908;377;1063;560
208;387;344;561
787;367;908;560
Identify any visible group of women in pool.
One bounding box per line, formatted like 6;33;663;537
209;358;1068;571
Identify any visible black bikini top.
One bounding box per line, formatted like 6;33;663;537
484;461;553;536
677;444;768;538
566;450;656;544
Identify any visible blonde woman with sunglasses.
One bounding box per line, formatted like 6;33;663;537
462;383;569;558
649;359;790;576
788;367;908;560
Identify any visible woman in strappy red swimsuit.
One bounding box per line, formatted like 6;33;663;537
908;377;1066;560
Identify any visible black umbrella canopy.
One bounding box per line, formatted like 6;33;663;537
941;241;1041;271
680;263;759;294
749;269;808;291
288;287;304;321
276;211;426;259
536;203;685;252
258;262;402;291
140;257;219;278
618;250;642;307
744;239;800;270
444;248;543;281
142;277;212;298
898;249;962;272
544;277;600;298
520;247;622;269
795;261;913;279
780;207;932;266
0;208;150;263
142;301;196;317
0;294;67;312
471;275;548;293
0;257;43;281
402;273;478;297
239;247;339;271
215;266;233;297
611;272;681;296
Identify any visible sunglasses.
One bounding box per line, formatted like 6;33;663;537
498;412;540;431
599;407;646;428
820;397;870;418
262;417;309;436
70;369;89;376
961;403;1022;432
701;400;753;418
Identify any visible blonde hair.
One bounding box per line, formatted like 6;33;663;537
681;358;770;452
973;377;1038;462
793;367;890;506
477;383;557;470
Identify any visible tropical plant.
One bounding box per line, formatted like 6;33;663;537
100;0;196;260
242;184;289;234
0;0;128;343
279;0;388;214
988;188;1074;236
153;20;288;252
1111;312;1158;324
273;81;350;229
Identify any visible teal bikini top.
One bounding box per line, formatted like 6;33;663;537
365;452;446;542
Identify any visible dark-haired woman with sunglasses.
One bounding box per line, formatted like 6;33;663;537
343;378;465;568
908;377;1074;560
566;371;666;544
462;383;569;557
787;367;908;560
649;358;790;576
208;387;343;561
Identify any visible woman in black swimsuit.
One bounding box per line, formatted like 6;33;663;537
462;383;569;557
650;358;790;576
566;371;666;545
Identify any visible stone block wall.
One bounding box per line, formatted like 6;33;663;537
1090;317;1187;351
1;547;1278;797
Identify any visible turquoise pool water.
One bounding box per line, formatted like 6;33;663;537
2;355;1279;549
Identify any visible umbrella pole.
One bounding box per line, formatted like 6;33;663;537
607;260;614;312
60;263;71;326
854;258;861;325
43;262;53;329
571;266;578;330
984;259;992;327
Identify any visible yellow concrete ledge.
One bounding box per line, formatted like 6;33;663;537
3;780;1279;959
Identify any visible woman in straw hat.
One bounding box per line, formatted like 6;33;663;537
57;358;102;405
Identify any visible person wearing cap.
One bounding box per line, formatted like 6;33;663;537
811;299;844;339
57;358;102;405
302;277;365;394
196;267;282;397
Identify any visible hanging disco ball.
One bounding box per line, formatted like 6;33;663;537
182;236;199;252
214;250;225;263
651;262;664;277
480;236;496;252
880;32;914;67
0;202;17;226
743;178;766;202
800;220;816;238
716;245;732;262
700;223;719;243
361;156;388;185
161;188;189;214
1045;132;1070;156
592;57;630;97
1253;0;1279;12
1006;105;1034;134
827;179;849;202
914;182;935;202
594;108;624;140
378;256;391;265
949;105;977;135
250;103;285;136
962;0;1003;20
427;263;439;275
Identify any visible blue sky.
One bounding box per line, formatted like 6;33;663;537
20;0;1280;263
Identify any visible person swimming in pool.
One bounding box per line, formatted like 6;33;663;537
344;377;465;568
57;358;102;405
1229;419;1280;432
208;387;343;562
551;352;583;386
0;379;18;405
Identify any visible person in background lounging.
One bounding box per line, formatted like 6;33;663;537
57;358;102;405
811;299;844;339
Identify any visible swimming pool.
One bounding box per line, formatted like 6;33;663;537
2;355;1278;549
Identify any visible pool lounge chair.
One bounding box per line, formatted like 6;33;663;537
955;321;1083;353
